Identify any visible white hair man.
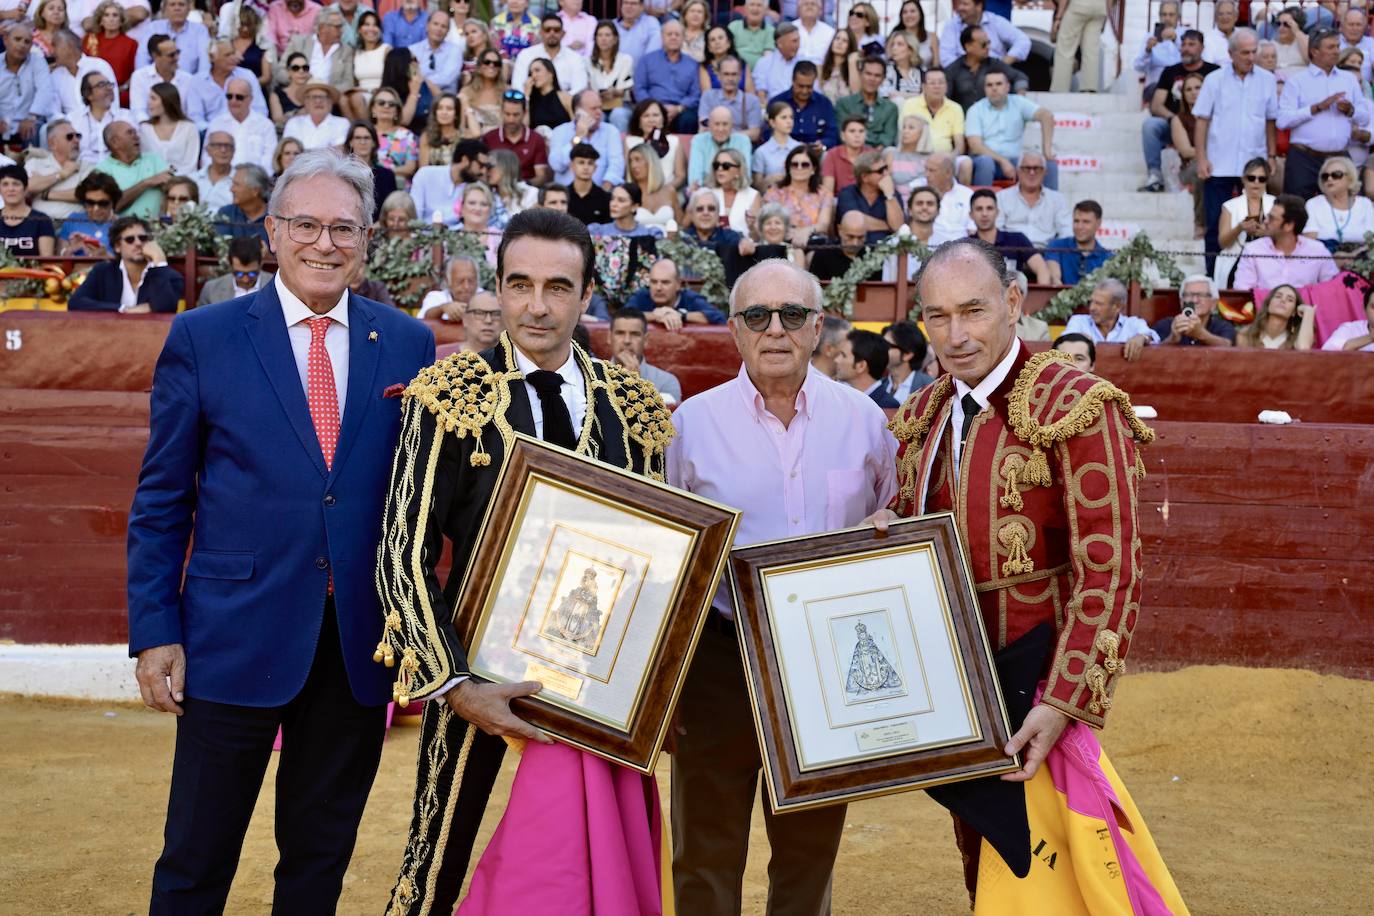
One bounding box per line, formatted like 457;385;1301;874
667;258;896;914
206;78;278;174
128;148;435;911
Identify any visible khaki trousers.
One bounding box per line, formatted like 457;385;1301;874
671;624;847;916
1051;0;1109;92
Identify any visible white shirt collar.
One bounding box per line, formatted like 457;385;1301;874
512;341;582;388
276;273;350;328
954;338;1019;410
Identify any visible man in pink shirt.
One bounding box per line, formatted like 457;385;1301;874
666;259;897;915
267;0;322;55
1233;193;1339;292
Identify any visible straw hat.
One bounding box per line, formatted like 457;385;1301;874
302;81;341;103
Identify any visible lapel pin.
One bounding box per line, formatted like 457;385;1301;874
368;330;378;342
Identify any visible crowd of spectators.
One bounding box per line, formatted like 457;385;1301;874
0;0;1361;363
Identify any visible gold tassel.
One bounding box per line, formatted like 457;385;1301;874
1096;629;1126;676
1023;446;1052;487
999;454;1026;510
998;522;1035;576
1086;664;1111;715
1134;450;1147;480
394;648;419;708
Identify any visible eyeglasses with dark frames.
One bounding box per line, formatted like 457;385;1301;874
713;160;738;170
789;159;813;168
225;92;250;101
272;214;366;248
120;233;152;243
83;197;113;208
1243;173;1268;183
289;63;309;71
1320;171;1347;181
735;304;814;332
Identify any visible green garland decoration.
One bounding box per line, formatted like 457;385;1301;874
824;231;932;317
367;223;496;310
153;205;231;270
0;243;45;299
1038;232;1184;324
650;238;729;306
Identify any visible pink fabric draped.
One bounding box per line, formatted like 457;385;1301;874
1034;679;1174;916
1252;271;1366;347
457;742;663;916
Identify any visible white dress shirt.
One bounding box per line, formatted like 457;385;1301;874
1277;63;1369;153
51;56;117;117
118;257;170;312
282;112;351;148
949;338;1019;480
129;65;208;127
277;274;349;419
796;19;836;64
207;111;279;174
511;343;587;439
71;105;136;164
1192;63;1278;178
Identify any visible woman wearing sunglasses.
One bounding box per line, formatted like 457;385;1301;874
1304;155;1374;250
269;51;311;128
459;46;508;137
763;145;833;247
1213;157;1274;288
707;147;759;234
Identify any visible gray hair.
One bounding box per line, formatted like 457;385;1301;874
445;254;479;280
1322;154;1362;194
381;189;417;220
1158;0;1179;12
728;258;823;316
53;28;80;50
687;186;717;211
853;149;885;178
817;314;852;350
267;148;375;226
234;163;272;200
1014;270;1028;297
1228;26;1257;51
1181;273;1218;299
316;8;345;28
1214;0;1237;11
755;202;791;237
1094;277;1128;305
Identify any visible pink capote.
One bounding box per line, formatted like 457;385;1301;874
1253;271;1366;347
457;741;664;916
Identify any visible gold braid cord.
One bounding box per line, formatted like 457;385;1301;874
889;376;953;502
1002;351;1156;508
596;359;675;480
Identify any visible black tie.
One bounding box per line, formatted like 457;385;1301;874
959;394;981;445
527;370;578;450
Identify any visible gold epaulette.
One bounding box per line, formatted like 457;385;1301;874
999;351;1156;510
600;360;675;457
889;376;952;502
403;350;520;467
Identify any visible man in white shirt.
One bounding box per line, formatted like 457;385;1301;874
419;254;481;320
995;152;1071;246
49;29;117;117
794;0;835;64
926;151;975;241
129;34;208;126
72;71;134;164
207;78;278;174
193;41;268;121
409;9;461;96
410;139;489;225
1132;0;1181;93
1201;0;1239;66
510;13;587;95
283;82;349;148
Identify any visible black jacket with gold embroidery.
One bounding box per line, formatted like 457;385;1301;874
373;333;672;704
373;333;673;916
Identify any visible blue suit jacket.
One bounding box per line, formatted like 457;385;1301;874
68;260;185;313
126;283;436;707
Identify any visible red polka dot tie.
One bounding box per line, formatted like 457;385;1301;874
305;316;340;471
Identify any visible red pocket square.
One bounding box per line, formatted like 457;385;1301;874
383;383;406;399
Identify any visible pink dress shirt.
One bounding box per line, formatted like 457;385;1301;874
267;0;322;54
1233;235;1338;292
667;363;898;618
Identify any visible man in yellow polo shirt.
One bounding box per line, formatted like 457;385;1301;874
900;69;971;183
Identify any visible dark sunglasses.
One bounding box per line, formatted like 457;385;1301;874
1321;171;1347;181
789;159;813;168
83;197;113;208
289;63;309;71
234;269;260;280
1243;173;1268;183
374;97;398;107
713;160;738;170
736;304;813;332
480;57;501;66
59;131;80;141
121;233;151;243
225;92;250;101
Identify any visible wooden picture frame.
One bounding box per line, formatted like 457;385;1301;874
728;513;1018;812
453;434;740;774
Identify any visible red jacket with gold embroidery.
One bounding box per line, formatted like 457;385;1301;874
888;346;1155;728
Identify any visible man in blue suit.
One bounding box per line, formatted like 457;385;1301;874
67;216;185;314
126;148;435;914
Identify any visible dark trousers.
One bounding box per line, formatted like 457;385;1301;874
671;105;701;134
1203;175;1244;275
671;621;846;916
149;604;386;916
1284;145;1329;202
